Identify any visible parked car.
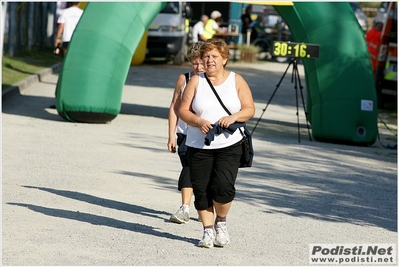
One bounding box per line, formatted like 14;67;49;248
350;2;369;33
146;2;192;65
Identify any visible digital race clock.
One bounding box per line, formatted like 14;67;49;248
273;41;320;59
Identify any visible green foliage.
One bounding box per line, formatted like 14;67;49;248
237;44;260;53
358;2;381;8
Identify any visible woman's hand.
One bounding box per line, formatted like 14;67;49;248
167;137;176;153
198;119;213;134
218;115;237;128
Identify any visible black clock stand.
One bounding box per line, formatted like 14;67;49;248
251;58;312;143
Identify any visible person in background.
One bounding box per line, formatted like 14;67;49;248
167;42;205;224
249;15;266;43
179;39;255;248
203;10;223;39
192;15;209;43
240;4;253;42
55;2;83;55
366;21;383;74
50;2;83;109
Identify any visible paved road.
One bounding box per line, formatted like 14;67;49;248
2;61;397;266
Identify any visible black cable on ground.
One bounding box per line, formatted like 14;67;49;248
377;115;397;149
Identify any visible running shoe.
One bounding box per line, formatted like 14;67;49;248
169;204;190;224
198;228;215;248
214;222;230;247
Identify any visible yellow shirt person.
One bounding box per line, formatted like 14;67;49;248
203;10;223;39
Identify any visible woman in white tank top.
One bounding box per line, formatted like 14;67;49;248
179;39;255;248
167;42;205;224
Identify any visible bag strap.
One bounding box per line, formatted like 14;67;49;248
204;73;232;115
184;72;190;85
204;73;245;136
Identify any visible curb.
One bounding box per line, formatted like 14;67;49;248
2;62;62;103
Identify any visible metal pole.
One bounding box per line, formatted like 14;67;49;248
8;2;16;56
1;1;7;55
246;29;251;47
27;2;34;50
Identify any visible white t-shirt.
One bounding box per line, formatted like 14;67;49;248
176;73;190;135
212;21;219;31
186;72;243;149
57;6;83;42
192;21;205;43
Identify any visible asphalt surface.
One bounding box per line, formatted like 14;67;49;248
2;60;397;266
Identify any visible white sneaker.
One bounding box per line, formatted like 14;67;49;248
170;204;190;224
214;222;230;247
198;228;215;248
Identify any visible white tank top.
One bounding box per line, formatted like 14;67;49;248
186;72;243;149
176;73;190;134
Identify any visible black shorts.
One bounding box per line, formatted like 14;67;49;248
177;133;191;190
187;140;242;210
62;42;69;49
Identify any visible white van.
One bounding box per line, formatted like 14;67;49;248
146;2;192;65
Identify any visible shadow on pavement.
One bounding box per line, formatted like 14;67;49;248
2;94;170;122
116;170;177;192
120;103;169;120
2;94;62;122
9;186;198;245
235;142;397;232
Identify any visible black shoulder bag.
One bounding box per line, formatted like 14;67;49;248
204;73;253;168
184;72;190;85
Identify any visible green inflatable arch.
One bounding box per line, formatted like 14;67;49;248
55;2;167;123
56;2;377;145
274;2;377;145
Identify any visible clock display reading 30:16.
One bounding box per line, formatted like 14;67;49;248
273;41;320;59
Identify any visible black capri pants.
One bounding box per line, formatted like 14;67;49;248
177;133;191;190
187;140;242;210
62;42;70;49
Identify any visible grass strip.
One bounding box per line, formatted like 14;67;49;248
2;47;63;90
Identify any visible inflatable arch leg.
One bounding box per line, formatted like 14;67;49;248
273;2;377;145
55;2;166;123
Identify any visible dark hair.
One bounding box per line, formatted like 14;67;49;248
67;2;80;8
215;17;224;23
245;4;252;13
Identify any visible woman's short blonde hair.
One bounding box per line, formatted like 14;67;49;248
200;38;230;67
187;41;204;62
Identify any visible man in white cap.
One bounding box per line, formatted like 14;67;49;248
203;10;223;39
210;10;221;20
